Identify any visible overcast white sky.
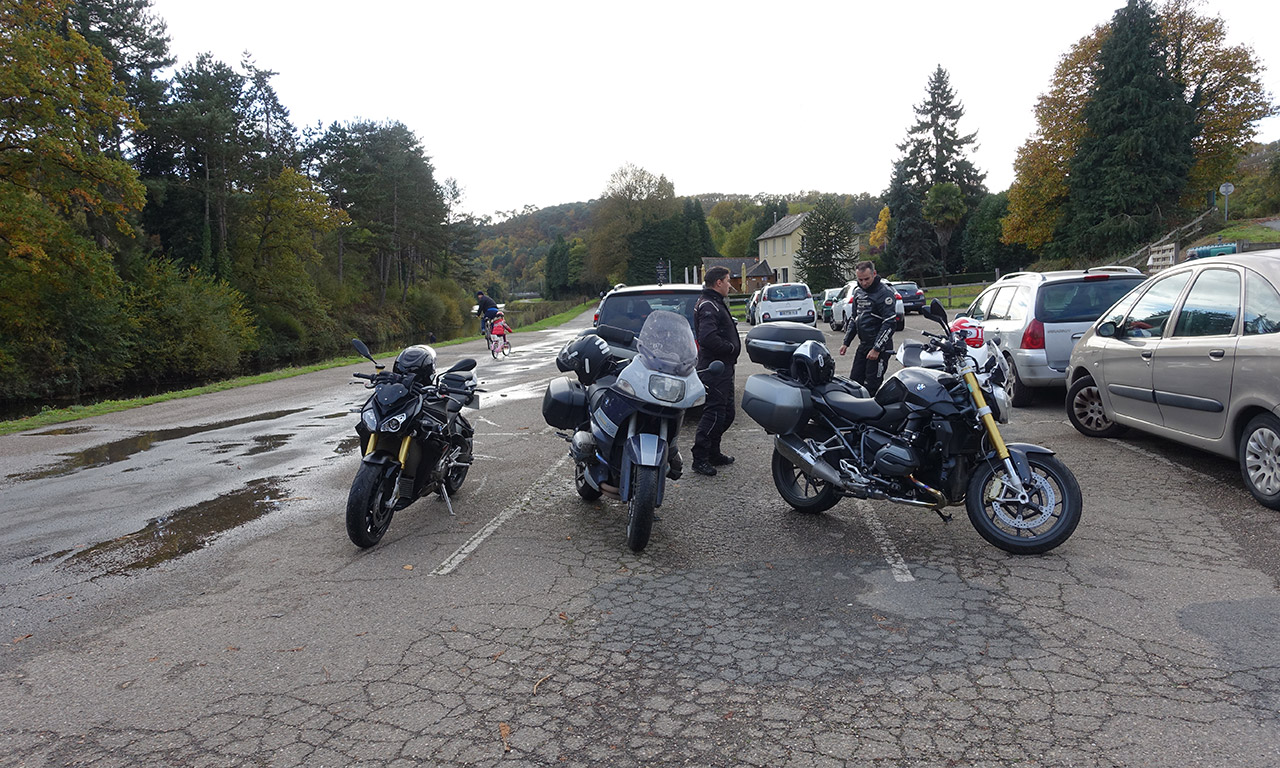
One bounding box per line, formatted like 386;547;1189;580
149;0;1279;218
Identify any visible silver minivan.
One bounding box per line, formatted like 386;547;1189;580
1066;250;1280;509
961;267;1146;406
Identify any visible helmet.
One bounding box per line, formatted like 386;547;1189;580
790;339;834;386
950;317;985;348
393;344;437;377
557;334;612;385
495;310;504;318
476;291;484;296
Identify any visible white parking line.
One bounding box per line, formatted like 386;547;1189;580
432;453;569;575
855;501;915;582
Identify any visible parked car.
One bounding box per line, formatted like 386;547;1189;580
892;281;926;313
820;287;842;323
831;280;904;333
585;283;705;360
754;282;816;326
1065;251;1280;508
959;266;1147;406
746;289;762;325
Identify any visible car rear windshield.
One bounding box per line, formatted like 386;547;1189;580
896;282;919;293
765;284;809;301
1037;278;1145;323
598;292;699;334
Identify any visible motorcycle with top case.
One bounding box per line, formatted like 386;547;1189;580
741;299;1082;555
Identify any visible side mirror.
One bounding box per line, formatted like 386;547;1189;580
351;338;376;363
706;360;726;376
923;298;948;326
1097;321;1118;338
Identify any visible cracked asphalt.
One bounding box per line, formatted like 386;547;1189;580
4;313;1280;766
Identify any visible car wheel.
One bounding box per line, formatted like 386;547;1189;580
1239;414;1280;509
1006;354;1034;407
1066;376;1127;438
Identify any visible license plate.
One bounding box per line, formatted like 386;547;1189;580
781;309;797;315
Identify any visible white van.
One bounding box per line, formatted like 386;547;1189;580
755;282;816;326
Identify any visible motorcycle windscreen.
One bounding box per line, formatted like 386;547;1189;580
636;310;698;377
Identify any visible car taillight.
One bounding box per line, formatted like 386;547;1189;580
1083;275;1110;281
593;312;599;324
895;293;902;300
1021;319;1045;350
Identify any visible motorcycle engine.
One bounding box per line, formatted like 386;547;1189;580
872;435;921;477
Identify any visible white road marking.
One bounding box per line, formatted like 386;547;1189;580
855;501;915;582
432;453;570;575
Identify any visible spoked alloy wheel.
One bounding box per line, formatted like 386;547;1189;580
1067;376;1127;438
1240;414;1280;509
770;448;839;513
966;453;1081;554
346;462;398;548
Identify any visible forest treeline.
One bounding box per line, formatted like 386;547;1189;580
3;0;1277;407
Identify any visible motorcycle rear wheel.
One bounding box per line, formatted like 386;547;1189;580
626;466;659;552
347;462;398;548
771;449;840;514
966;453;1081;555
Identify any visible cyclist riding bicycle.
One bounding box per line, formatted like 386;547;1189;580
476;291;499;338
490;311;512;339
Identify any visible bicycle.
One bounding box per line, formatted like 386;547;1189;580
489;334;511;358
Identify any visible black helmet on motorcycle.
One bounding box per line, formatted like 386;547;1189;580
393;344;437;378
558;334;612;385
790;339;834;386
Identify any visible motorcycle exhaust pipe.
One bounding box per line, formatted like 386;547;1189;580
775;434;847;490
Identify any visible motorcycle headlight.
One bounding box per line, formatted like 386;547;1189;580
382;413;407;432
361;408;378;431
648;374;685;403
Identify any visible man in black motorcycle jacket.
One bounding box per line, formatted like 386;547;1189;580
838;261;896;395
691;266;742;477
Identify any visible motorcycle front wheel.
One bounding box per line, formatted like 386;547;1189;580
771;449;839;513
966;453;1081;555
626;466;659;552
347;462;398;548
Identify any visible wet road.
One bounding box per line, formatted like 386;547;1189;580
4;312;1280;766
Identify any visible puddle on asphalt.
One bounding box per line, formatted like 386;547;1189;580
244;434;290;456
60;477;289;573
30;426;95;436
6;409;307;482
335;436;362;454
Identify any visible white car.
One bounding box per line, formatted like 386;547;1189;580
754;282;816;326
746;289;763;325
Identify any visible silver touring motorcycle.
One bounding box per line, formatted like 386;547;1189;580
543;310;721;552
741;299;1082;555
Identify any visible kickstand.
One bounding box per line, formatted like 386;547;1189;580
935;508;953;523
439;484;455;516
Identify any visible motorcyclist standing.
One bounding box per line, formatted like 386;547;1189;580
838;261;896;395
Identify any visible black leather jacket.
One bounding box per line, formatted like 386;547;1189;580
693;288;741;368
841;277;897;352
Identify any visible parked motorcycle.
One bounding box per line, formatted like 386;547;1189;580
741;300;1082;554
346;339;481;548
542;310;722;552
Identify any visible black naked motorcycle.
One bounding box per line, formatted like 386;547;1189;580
542;311;722;552
346;339;481;548
741;300;1082;555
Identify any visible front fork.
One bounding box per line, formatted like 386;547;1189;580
961;369;1030;498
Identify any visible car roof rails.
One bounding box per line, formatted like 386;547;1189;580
997;271;1046;282
1084;265;1143;274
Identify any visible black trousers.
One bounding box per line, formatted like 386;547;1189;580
850;340;889;395
692;366;735;462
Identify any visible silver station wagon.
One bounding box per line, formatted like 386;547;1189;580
1065;250;1280;509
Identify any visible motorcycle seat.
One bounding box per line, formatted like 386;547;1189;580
820;388;885;422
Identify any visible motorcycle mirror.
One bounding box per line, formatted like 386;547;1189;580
924;298;948;327
351;338;376;363
446;358;478;373
706;360;725;376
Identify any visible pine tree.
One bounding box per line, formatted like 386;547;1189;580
898;65;987;206
795;198;855;289
1053;0;1196;258
885;161;938;278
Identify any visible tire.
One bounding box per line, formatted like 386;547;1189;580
831;319;843;332
626;466;659;552
346;462;398;548
490;341;499;359
1006;354;1034;407
502;340;511;357
771;448;840;514
1239;413;1280;509
1066;376;1127;438
575;461;602;501
966;453;1081;554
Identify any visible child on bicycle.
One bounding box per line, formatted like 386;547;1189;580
490;312;513;341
